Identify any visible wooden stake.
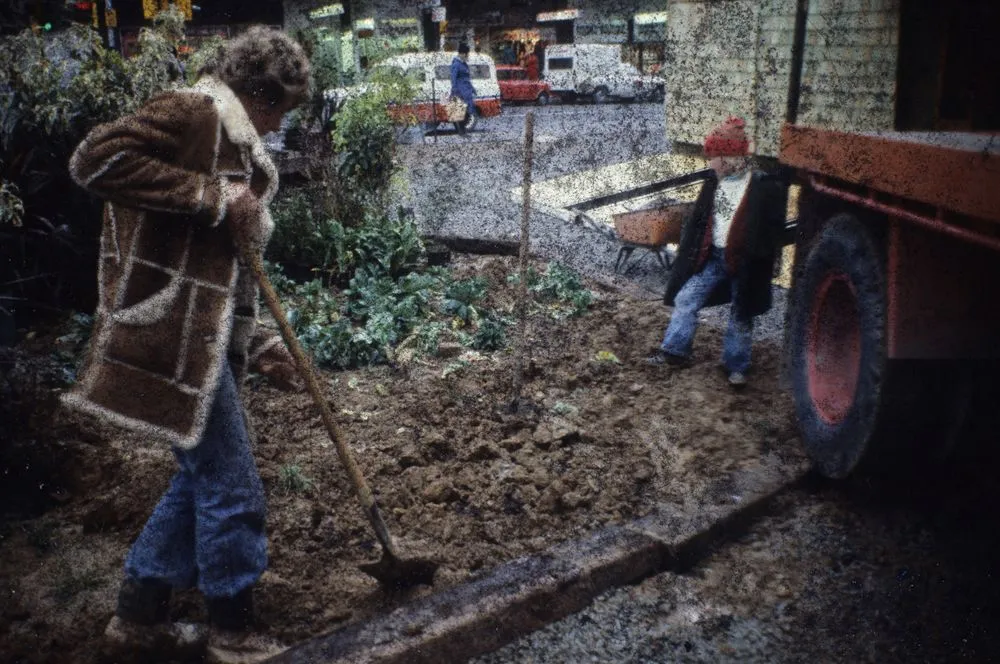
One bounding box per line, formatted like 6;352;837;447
510;111;535;411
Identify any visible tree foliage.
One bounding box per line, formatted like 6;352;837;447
0;18;184;316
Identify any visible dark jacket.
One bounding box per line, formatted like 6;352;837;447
449;57;477;109
663;170;787;319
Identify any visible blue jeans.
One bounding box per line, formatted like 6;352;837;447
661;247;754;374
124;363;267;600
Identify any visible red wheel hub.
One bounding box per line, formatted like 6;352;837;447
807;272;862;425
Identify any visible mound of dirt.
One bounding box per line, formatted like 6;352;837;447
0;255;803;663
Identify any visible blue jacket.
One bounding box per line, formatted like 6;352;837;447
449;57;477;108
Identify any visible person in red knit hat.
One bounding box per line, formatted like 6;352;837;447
647;116;787;388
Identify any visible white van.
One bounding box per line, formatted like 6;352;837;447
326;51;503;130
543;43;664;103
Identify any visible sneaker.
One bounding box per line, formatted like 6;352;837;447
103;615;208;656
727;371;748;388
206;629;288;664
646;349;686;367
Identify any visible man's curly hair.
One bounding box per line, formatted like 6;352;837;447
208;26;311;108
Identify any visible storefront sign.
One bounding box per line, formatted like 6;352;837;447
536;9;579;23
308;3;344;20
576;19;628;43
378;17;420;38
634;11;668;25
354;17;375;35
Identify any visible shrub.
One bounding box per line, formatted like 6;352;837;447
326;67;416;227
0;18;184;318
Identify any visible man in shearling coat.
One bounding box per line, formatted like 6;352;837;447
648;116;787;388
64;27;308;663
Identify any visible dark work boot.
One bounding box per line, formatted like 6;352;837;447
103;578;207;656
206;588;286;664
116;577;171;625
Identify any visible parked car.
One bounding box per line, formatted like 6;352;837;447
496;65;554;105
543;43;664;103
325;51;503;133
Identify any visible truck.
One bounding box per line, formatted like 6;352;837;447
656;0;1000;478
779;126;1000;478
542;43;663;104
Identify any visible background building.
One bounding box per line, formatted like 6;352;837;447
282;0;670;75
663;0;1000;157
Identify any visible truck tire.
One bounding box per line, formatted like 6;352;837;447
788;213;889;478
593;86;610;104
536;92;550;106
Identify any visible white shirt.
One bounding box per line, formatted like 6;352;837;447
711;171;752;248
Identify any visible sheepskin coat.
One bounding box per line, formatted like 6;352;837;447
63;76;284;449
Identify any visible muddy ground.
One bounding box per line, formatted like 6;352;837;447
0;254;802;663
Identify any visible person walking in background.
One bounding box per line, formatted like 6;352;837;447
647;116;786;389
525;49;540;81
449;41;478;135
65;26;308;663
501;42;516;65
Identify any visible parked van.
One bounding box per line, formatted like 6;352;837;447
326;52;502;130
543;44;664;103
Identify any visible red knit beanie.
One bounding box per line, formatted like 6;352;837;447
704;116;750;157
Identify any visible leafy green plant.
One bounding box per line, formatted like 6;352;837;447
442;277;487;324
471;318;507;351
441;359;470;379
346;210;425;280
278;464;316;495
412;321;446;355
266;185;343;280
594;350;621;364
530;263;595;317
552;401;580;416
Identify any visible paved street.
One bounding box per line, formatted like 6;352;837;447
398;100;670;152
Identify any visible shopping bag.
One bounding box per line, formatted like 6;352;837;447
446;97;468;123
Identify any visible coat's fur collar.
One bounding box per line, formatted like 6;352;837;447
188;76;279;206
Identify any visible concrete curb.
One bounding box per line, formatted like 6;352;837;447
268;465;809;664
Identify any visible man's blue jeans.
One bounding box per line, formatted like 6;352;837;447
661;247;754;374
124;363;267;600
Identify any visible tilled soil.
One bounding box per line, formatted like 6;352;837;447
0;255;803;664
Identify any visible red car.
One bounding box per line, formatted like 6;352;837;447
496;65;554;105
